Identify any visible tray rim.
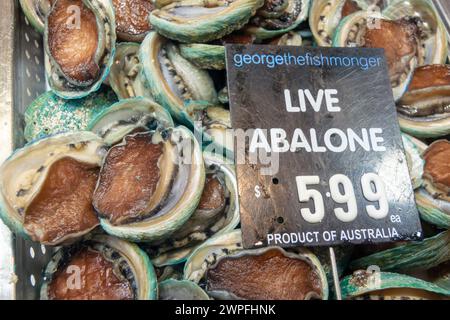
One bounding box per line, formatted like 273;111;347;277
0;0;17;300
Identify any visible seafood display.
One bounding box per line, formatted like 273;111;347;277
2;0;448;300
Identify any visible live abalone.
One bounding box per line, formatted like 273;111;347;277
0;132;105;245
44;0;116;99
184;230;329;300
41;235;158;300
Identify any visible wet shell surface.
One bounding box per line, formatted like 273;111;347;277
415;140;450;228
139;32;218;126
179;44;226;70
383;0;448;65
245;0;311;40
309;0;368;47
94;126;206;242
41;235;158;300
19;0;53;33
159;279;210;300
87;97;174;145
397;65;450;138
341;270;450;300
112;0;154;42
44;0;116;99
108;42;151;100
150;0;266;43
184;230;329;300
190;103;234;158
350;230;450;272
0;132;105;245
145;151;239;267
401;133;426;190
24;87;117;142
333;11;419;101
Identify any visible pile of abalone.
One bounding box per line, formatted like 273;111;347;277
1;0;448;299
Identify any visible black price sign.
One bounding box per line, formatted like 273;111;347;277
226;45;422;249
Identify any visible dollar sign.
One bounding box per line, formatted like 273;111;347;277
255;185;261;198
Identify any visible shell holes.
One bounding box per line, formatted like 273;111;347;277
29;247;35;259
277;217;284;224
272;177;279;185
30;274;36;287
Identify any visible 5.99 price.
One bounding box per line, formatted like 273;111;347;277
295;173;388;223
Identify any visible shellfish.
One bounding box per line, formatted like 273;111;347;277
108;43;151;100
19;0;53;33
350;230;450;272
145;151;239;267
383;0;448;65
245;0;310;41
397;65;450;138
140;33;233;156
41;235;158;300
149;0;265;43
24;87;117;142
341;270;450;300
333;12;420;101
112;0;154;42
268;31;303;45
44;0;116;99
415;140;450;228
159;279;210;300
309;0;368;47
92;126;206;242
184;230;329;300
0;132;105;245
179;44;226;70
401;133;426;190
139;32;218;126
87;97;174;145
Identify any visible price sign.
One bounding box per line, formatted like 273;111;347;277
226;45;422;248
